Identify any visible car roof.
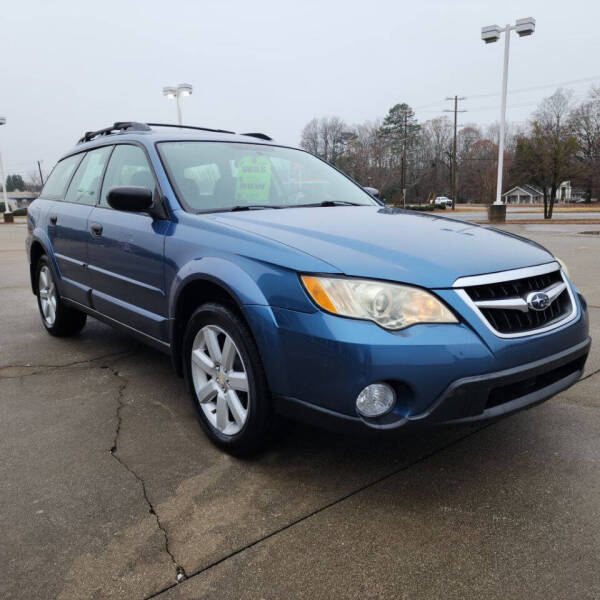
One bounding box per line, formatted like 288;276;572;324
61;122;286;160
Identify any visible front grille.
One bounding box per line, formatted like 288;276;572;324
462;267;574;335
466;270;562;301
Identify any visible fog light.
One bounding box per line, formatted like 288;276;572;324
356;383;396;417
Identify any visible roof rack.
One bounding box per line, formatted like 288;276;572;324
241;132;273;141
147;124;272;139
77;122;273;144
77;121;150;144
146;123;236;134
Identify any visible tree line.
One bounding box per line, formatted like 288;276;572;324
300;87;600;217
1;173;27;193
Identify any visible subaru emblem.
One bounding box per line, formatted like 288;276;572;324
526;291;550;311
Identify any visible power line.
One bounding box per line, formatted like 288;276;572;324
467;75;600;100
411;74;600;113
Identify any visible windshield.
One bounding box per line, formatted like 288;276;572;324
157;141;377;212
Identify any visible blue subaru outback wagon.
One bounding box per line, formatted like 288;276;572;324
26;122;590;453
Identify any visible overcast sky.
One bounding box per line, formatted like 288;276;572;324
2;0;599;180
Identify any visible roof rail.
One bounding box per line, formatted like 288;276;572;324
241;132;273;141
77;121;151;144
77;122;273;144
146;123;272;140
146;123;236;134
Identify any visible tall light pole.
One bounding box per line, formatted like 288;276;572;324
0;117;9;214
482;17;535;205
162;83;193;125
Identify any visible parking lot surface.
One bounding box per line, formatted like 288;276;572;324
1;223;598;599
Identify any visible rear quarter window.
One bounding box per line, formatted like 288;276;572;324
40;154;83;199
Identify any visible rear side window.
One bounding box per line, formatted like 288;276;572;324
40;154;83;199
100;145;155;207
64;146;112;205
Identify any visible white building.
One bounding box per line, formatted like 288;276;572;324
503;181;583;204
502;184;543;204
9;191;38;208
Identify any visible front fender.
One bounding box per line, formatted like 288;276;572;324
168;254;316;318
168;256;273;377
168;256;270;320
167;255;316;377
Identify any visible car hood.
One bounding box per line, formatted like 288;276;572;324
213;206;554;288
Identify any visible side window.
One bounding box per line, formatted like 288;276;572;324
64;146;112;205
100;145;155;207
40;154;83;199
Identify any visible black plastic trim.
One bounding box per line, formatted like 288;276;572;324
273;338;591;435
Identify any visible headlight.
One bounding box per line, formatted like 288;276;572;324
301;275;458;330
556;257;570;278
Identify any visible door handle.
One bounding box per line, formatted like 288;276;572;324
90;222;103;236
49;214;57;225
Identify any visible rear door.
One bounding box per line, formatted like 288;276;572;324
87;144;169;342
47;147;111;306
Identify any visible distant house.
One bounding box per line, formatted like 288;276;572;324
7;190;39;209
554;181;585;202
503;181;585;204
502;184;543;204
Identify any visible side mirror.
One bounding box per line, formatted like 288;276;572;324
107;186;154;213
363;186;380;199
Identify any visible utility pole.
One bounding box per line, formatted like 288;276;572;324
401;111;407;207
37;161;44;186
444;96;466;210
0;151;8;214
397;109;412;207
0;117;8;214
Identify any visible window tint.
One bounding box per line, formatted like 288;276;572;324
64;146;112;205
100;145;155;207
41;154;83;199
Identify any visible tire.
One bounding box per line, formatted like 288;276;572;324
182;302;277;455
36;255;87;337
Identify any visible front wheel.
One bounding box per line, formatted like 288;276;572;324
36;256;87;336
182;303;277;455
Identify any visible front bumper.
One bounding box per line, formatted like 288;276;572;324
274;338;590;434
242;285;589;434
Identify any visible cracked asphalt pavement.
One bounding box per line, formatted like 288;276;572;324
1;223;598;599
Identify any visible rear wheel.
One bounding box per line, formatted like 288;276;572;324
36;256;87;336
182;303;277;455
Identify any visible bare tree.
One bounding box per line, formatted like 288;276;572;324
300;116;351;164
26;170;44;192
512;89;579;218
299;88;599;210
569;85;600;202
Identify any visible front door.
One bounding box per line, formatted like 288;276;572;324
87;144;169;342
48;147;111;306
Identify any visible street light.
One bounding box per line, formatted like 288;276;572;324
0;117;9;214
162;83;193;125
482;17;535;205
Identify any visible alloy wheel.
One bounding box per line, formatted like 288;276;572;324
39;265;57;326
190;325;250;435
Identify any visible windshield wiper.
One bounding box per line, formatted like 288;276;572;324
294;200;363;208
218;201;362;213
227;204;282;212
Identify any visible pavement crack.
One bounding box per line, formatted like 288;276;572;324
144;422;495;599
580;367;600;382
0;350;132;379
108;367;187;585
